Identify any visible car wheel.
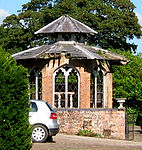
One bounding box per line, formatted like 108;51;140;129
32;124;48;143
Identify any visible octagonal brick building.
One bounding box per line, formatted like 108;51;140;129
12;15;129;109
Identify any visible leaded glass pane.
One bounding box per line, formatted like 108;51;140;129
68;69;78;108
90;69;104;108
54;69;65;108
90;73;95;108
55;69;65;92
97;70;103;108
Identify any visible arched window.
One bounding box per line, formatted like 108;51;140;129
53;65;80;108
90;68;105;108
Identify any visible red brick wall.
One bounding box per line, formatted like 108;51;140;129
42;64;54;106
56;109;126;139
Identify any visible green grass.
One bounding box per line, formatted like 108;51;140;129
77;129;102;137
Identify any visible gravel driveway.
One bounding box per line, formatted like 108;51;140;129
32;134;142;150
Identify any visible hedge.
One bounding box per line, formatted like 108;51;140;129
0;48;31;150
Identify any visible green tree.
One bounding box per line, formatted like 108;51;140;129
113;51;142;101
0;0;141;54
0;47;31;149
112;49;142;123
52;0;142;51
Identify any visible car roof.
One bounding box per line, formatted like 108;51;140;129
29;99;48;103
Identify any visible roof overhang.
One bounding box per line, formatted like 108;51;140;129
12;41;129;65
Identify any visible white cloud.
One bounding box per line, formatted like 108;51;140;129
136;12;142;25
0;9;9;18
0;9;10;24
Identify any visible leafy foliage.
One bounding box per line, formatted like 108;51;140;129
56;73;65;83
0;47;31;149
68;73;78;83
77;129;102;137
0;0;141;54
112;49;142;124
112;50;142;101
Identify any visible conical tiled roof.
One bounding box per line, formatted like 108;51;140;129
35;15;97;34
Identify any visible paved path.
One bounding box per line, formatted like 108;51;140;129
32;134;142;150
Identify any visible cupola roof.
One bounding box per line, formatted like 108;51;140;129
35;15;97;35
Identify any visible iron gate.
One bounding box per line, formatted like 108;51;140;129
125;113;135;140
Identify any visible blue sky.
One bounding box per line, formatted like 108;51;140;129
0;0;142;53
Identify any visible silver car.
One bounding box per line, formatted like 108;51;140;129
29;99;59;143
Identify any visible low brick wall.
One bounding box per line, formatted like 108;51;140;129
56;109;126;139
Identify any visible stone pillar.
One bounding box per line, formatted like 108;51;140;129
105;72;113;108
42;65;53;106
80;68;90;108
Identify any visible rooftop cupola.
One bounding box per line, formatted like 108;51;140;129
35;15;97;43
